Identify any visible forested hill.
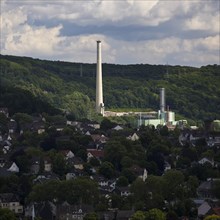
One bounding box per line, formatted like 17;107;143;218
0;54;219;121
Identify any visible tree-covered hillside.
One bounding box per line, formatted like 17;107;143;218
0;54;219;121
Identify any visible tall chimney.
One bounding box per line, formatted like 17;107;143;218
160;88;165;113
96;40;104;115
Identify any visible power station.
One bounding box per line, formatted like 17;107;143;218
96;40;105;116
94;41;185;128
138;87;177;128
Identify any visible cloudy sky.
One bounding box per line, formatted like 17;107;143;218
1;0;219;66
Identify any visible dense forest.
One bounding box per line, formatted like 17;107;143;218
0;54;219;121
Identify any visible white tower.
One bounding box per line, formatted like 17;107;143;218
160;88;165;113
96;40;104;115
159;88;166;123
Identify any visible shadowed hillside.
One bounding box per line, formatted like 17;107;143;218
0;54;219;120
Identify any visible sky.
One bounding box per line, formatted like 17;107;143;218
0;0;219;67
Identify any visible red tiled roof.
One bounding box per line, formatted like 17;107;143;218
87;149;104;158
213;207;220;216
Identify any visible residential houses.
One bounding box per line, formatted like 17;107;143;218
0;193;23;215
0;109;220;219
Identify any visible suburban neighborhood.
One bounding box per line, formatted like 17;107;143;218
0;107;220;220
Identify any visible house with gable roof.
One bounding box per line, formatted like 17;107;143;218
25;201;56;220
31;121;45;134
60;150;75;160
198;157;215;167
88;121;100;130
116;210;135;220
0;158;6;168
126;132;139;141
0;193;23;214
87;149;104;162
0;108;9;117
44;157;52;172
129;165;148;182
56;202;94;220
197;178;220;199
33;172;60;184
206;134;220;147
66;172;77;180
7;162;19;173
8;119;17;134
113;125;124;131
115;186;131;197
90;134;109;149
67;157;84;170
30;157;41;174
197;201;212;218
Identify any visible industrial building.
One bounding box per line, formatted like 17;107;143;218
94;41;186;129
138;88;177;128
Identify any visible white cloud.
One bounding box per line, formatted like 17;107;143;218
183;1;219;34
185;13;219;33
91;0;160;24
0;7;27;33
4;25;63;56
1;0;219;66
106;35;219;65
182;35;219;52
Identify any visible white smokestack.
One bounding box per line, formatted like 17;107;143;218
160;88;165;113
96;40;104;115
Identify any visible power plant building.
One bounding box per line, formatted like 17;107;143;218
138;88;177;128
94;42;181;125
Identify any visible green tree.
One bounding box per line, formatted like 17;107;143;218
45;114;66;124
166;211;178;220
89;157;100;167
145;175;167;199
55;178;99;205
145;208;166;220
213;180;220;199
131;211;146;220
0;113;8;134
104;140;127;169
111;194;123;209
204;215;220;220
121;156;133;168
52;153;67;176
121;169;136;183
13;113;32;131
162;170;184;200
84;212;98;220
0;208;17;220
116;176;129;187
0;175;20;195
159;125;169;136
28;180;59;202
99;162;115;179
130;178;147;202
100;118;116;130
1;55;220;121
186;176;199;197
